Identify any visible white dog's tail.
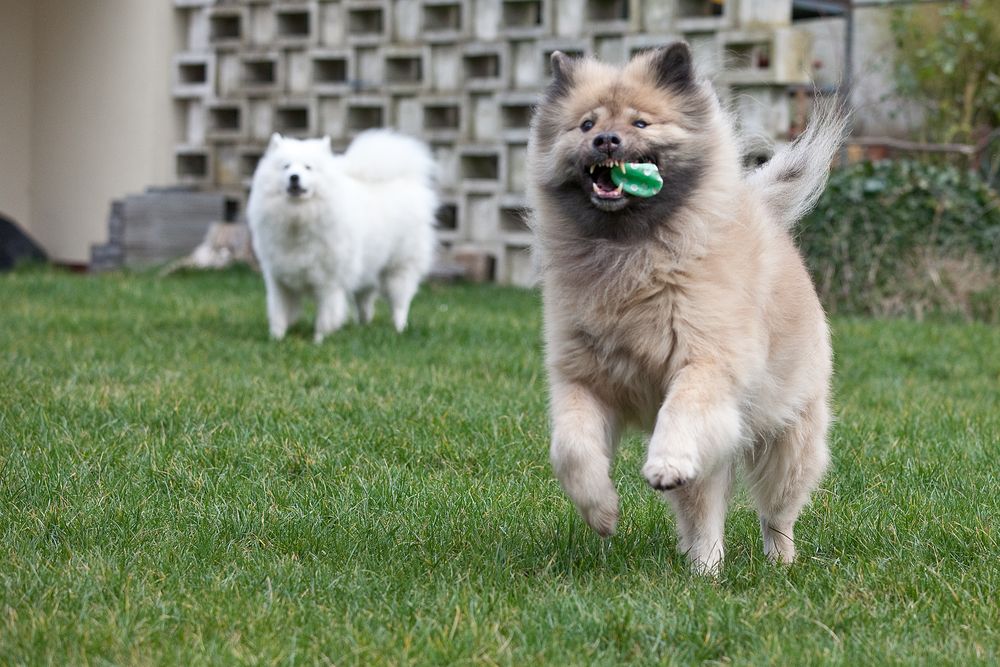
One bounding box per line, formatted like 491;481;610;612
746;99;850;230
342;129;437;184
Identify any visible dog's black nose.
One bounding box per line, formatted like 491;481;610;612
289;174;300;185
593;133;621;151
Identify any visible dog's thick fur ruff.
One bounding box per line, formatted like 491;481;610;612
247;131;438;342
527;43;848;573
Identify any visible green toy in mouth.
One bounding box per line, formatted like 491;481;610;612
610;162;663;197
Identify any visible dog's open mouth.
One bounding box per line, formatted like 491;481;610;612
584;158;659;211
286;184;307;197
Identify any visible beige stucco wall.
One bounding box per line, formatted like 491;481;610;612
0;0;34;232
0;0;178;263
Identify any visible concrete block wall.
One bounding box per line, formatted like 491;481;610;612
172;0;815;285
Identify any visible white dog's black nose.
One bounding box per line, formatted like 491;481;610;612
289;174;300;186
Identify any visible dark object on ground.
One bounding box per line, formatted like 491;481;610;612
0;214;47;271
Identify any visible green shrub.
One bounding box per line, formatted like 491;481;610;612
799;160;1000;321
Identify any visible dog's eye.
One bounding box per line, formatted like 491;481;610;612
633;120;648;129
304;165;312;171
580;120;595;132
282;163;291;169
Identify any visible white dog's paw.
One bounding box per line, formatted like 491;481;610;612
578;491;620;538
689;548;724;577
269;325;287;341
642;453;698;492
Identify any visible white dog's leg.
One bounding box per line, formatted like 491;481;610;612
549;380;621;537
664;464;733;575
354;288;378;326
264;274;299;340
382;269;420;333
314;287;348;343
745;400;831;564
642;364;744;492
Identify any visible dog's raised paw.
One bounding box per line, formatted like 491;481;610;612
581;500;619;538
642;455;698;491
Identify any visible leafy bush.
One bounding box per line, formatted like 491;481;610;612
799;160;1000;321
890;0;1000;147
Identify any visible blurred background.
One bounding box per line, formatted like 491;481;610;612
0;0;997;318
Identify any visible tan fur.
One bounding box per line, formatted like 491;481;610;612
528;46;835;573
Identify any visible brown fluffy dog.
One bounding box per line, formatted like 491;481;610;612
526;43;847;573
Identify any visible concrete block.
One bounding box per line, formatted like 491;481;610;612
472;0;502;42
554;0;587;37
208;6;247;50
172;52;216;99
505;142;528;193
285;49;313;94
344;95;389;136
311;50;353;94
421;0;470;43
383;46;429;93
239;52;283;95
318;2;348;46
184;99;207;145
175;147;213;185
274;3;316;47
498;92;537;142
501;243;536;286
462;43;508;91
248;98;275;141
500;0;551;39
393;1;423;43
459;145;504;192
469;93;500;142
346;1;390;47
675;0;732;33
273;98;315;137
420;96;466;142
583;0;640;35
429;44;462;91
316;96;348;139
206;100;247;141
354;46;384;91
248;3;276;46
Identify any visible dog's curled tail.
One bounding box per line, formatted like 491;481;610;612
342;129;437;184
746;99;851;230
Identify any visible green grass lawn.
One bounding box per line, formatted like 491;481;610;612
1;267;998;665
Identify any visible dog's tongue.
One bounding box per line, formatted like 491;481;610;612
611;163;663;198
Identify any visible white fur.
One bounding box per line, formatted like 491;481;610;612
246;131;438;342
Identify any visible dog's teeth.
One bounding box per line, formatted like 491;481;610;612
614;184;623;195
592;183;601;194
589;164;595;174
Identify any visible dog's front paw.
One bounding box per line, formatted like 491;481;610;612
642;454;698;491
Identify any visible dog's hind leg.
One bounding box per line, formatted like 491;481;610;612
314;287;348;343
264;274;300;340
355;288;378;325
744;400;831;564
382;269;421;333
664;463;733;575
549;380;621;537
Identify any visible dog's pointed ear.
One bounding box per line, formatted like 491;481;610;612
547;51;576;98
267;132;283;153
652;42;694;91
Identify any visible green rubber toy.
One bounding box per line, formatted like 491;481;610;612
610;162;663;197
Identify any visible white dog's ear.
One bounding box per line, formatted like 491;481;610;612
267;132;283;152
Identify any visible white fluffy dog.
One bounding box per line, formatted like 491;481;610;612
247;131;438;342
